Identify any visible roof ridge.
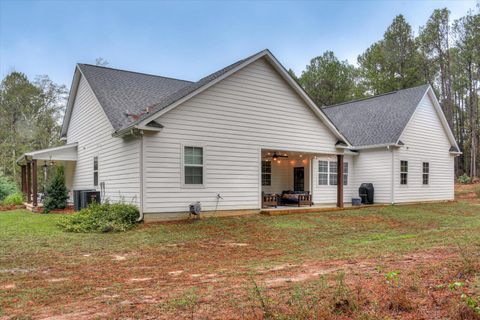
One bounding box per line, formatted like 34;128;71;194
323;83;430;109
77;63;193;83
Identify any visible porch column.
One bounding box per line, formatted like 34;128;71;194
26;162;32;203
336;154;344;208
21;165;26;194
32;160;38;207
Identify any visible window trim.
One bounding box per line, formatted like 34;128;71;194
318;160;329;185
400;160;408;185
422;162;429;185
93;156;99;187
181;144;206;188
318;160;349;186
261;160;272;186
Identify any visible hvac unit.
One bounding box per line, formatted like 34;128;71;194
80;190;101;209
73;189;95;211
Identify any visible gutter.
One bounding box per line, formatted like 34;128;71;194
138;131;145;222
342;143;403;151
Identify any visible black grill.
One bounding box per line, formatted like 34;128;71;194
359;183;374;204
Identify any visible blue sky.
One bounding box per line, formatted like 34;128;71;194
0;0;476;88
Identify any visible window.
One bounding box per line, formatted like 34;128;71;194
184;146;203;185
318;161;348;186
318;160;328;185
422;162;429;185
343;162;349;186
329;161;338;185
262;160;271;186
400;160;408;185
93;156;98;187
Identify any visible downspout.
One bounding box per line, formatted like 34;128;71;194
390;146;395;204
137;131;144;221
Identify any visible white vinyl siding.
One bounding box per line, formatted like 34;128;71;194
353;148;393;204
66;76;141;205
312;155;354;204
143;57;339;214
393;93;455;202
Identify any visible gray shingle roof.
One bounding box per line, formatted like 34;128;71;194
78;51;262;133
322;84;430;147
126;51;263;131
77;64;193;131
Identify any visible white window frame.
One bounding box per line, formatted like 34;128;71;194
181;144;205;188
93;156;98;187
343;162;349;186
329;161;338;186
422;162;429;185
318;160;348;186
400;160;408;185
318;160;329;185
261;160;271;186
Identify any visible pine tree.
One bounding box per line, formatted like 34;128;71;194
43;166;68;213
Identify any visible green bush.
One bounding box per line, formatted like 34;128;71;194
57;202;139;233
43;166;69;213
0;174;17;202
2;192;23;206
457;174;471;184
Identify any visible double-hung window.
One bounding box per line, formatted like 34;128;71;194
422;162;429;185
400;160;408;185
318;161;328;185
184;146;203;185
329;161;338;185
343;162;349;186
93;156;99;187
261;161;271;186
318;161;348;186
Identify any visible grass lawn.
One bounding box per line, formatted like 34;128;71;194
1;186;479;319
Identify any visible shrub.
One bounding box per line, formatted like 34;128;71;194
57;202;139;233
458;174;472;184
43;166;69;213
2;192;23;206
0;174;17;202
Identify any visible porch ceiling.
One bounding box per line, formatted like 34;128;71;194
16;143;78;165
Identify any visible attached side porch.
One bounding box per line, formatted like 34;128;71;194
16;144;77;210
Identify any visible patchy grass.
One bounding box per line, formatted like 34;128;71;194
1;193;480;319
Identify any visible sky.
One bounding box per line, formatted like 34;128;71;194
0;0;477;89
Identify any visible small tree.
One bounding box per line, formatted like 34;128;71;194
43;166;68;212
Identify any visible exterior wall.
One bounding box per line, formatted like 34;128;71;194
353;148;393;204
66;76;141;205
393;93;455;202
144;57;340;214
311;155;355;204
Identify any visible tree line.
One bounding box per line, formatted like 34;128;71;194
0;7;478;186
290;7;479;178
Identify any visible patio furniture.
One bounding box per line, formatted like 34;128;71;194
262;193;278;208
281;190;312;207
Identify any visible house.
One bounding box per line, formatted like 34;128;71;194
16;49;460;220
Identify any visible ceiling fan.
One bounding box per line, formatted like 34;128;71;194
271;152;288;161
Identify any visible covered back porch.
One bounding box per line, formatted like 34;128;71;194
261;148;346;209
16;143;77;209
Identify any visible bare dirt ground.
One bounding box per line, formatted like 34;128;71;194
1;184;479;319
